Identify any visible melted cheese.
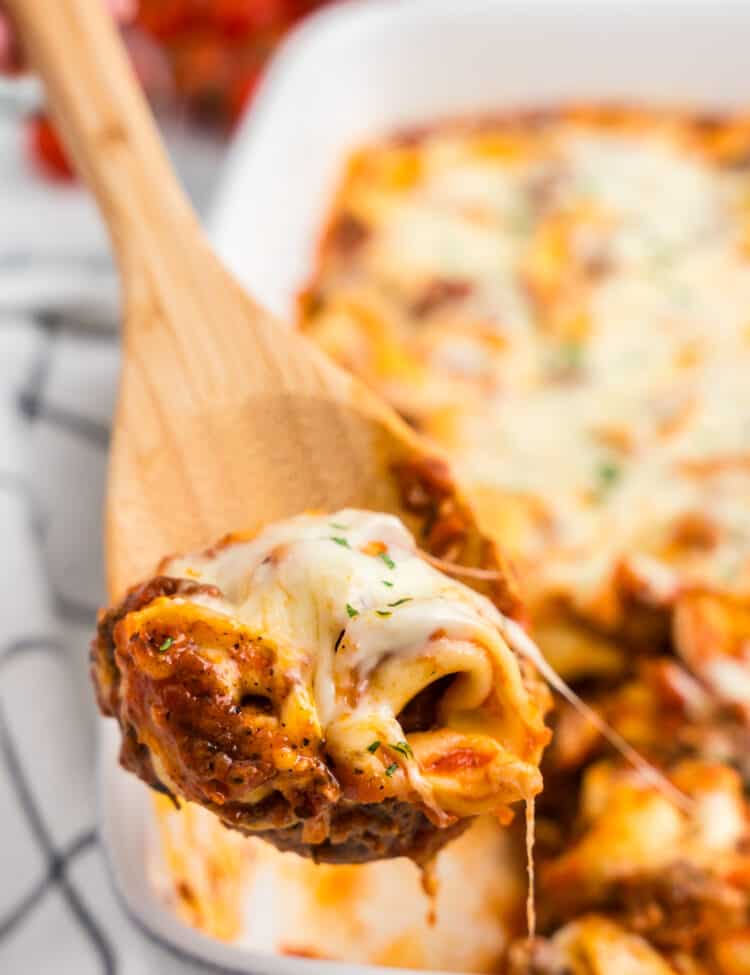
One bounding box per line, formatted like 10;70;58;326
163;509;546;821
151;109;750;971
304;111;750;624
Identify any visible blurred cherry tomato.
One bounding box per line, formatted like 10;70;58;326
135;0;334;126
286;0;333;23
27;114;74;181
137;0;197;40
27;0;336;180
171;31;236;121
212;0;291;36
228;64;264;126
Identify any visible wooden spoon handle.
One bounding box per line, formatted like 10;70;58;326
6;0;198;281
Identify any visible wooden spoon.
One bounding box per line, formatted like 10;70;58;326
8;0;519;615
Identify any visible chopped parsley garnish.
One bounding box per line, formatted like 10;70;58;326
382;580;394;588
596;460;622;493
548;340;584;378
387;597;412;607
575;175;597;197
385;763;398;777
329;522;347;530
391;741;414;759
367;740;381;753
157;637;173;653
650;244;675;270
330;536;350;548
375;610;392;617
379;551;396;570
561;341;584;369
721;560;739;582
346;603;359;618
506;199;532;236
333;629;345;653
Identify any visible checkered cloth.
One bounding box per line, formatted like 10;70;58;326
0;107;222;975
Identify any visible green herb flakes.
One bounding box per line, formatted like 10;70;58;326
367;740;381;753
385;763;398;777
157;637;173;653
561;341;583;369
596;460;622;493
391;741;413;759
346;603;359;618
379;551;396;570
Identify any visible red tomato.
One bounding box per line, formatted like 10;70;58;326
137;0;196;39
27;114;75;181
228;64;264;126
29;0;337;183
286;0;331;23
171;32;236;121
212;0;291;35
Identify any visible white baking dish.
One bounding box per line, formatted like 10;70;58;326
99;1;750;972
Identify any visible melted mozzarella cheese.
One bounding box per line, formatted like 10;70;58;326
164;509;546;819
305;116;750;623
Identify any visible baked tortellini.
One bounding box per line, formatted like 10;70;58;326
92;509;549;863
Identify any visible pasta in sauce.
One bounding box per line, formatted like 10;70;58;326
92;509;550;864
